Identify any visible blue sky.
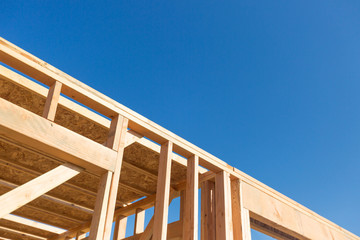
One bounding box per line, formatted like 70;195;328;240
1;1;360;238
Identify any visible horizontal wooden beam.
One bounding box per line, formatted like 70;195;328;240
0;98;117;174
0;225;46;240
3;214;65;235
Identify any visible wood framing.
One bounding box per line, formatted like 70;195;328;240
0;163;82;218
182;155;199;240
201;180;216;240
153;141;173;240
0;37;359;240
215;171;233;240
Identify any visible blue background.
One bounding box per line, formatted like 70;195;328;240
1;1;359;239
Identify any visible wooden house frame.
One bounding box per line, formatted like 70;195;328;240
0;37;358;240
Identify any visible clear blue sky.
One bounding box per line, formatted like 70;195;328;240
1;1;360;238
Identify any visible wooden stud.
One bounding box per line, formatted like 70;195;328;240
201;180;216;240
153;141;173;240
231;179;243;240
180;190;185;222
183;155;199;240
215;171;233;240
241;208;252;240
134;208;145;234
88;171;113;240
103;116;129;240
113;215;127;240
0;163;82;218
42;80;62;121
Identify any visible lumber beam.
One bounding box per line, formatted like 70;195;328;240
0;179;93;214
0;98;117;174
103;115;129;240
183;155;199;240
231;179;251;240
134;208;145;234
0;157;124;207
3;214;65;235
88;171;113;240
153;141;173;240
215;171;233;240
0;163;82;218
201;180;216;240
113;215;127;240
0;225;46;240
42;80;62;121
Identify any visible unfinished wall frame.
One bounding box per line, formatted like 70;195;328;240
0;37;359;240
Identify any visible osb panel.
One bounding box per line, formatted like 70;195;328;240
117;187;142;203
123;142;187;184
13;206;76;230
123;143;159;174
54;107;108;144
0;79;108;144
120;165;157;194
0;141;60;174
0;219;56;239
0;78;44;116
0;228;41;240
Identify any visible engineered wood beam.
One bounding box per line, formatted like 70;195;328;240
0;163;82;218
183;155;199;240
201;180;216;240
113;215;127;240
0;98;117;174
42;80;62;121
153;141;173;240
215;171;233;240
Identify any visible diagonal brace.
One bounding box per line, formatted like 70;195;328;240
0;163;83;218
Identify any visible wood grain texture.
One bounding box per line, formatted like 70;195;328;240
153;141;173;240
0;163;82;218
182;155;199;240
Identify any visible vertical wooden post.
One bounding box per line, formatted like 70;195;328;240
241;208;252;240
103;115;129;240
180;190;185;222
183;155;199;240
113;215;127;240
42;81;62;121
215;171;233;240
89;171;113;240
134;208;145;234
231;179;251;240
201;180;216;240
153;140;173;240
